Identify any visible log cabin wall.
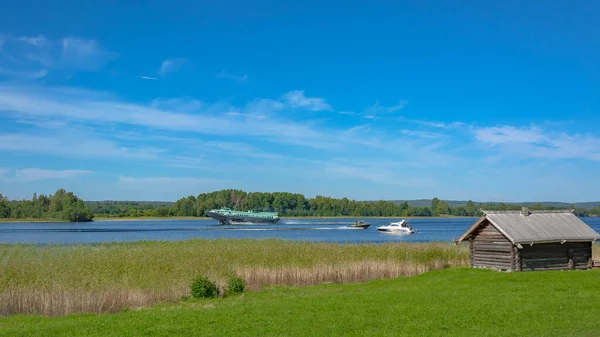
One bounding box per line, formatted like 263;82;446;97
520;242;592;271
470;220;515;271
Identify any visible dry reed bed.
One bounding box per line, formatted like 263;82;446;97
1;239;467;316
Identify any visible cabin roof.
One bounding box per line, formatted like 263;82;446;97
455;209;600;244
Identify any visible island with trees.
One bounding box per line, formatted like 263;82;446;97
0;188;94;222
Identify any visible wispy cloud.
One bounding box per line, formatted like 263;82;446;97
0;34;116;77
158;58;187;76
0;168;8;176
0;68;47;79
0;84;473;183
399;129;442;139
139;76;158;80
0;85;336;149
474;125;545;144
323;161;437;187
364;100;408;118
18;34;49;47
414;120;464;129
13;168;94;182
115;176;230;201
474;124;600;161
0;132;163;161
280;90;332;111
59;37;117;70
118;176;222;185
216;70;248;83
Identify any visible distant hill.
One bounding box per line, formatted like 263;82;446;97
385;199;600;209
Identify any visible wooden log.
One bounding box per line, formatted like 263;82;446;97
473;256;513;262
473;257;513;263
472;243;513;250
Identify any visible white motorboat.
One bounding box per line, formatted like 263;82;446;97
377;219;417;234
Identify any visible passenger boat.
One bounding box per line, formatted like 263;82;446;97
205;207;280;225
376;219;417;234
347;220;370;229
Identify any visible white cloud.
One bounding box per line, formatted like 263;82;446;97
139;76;158;80
158;58;187;75
0;84;472;177
364;100;408;116
118;176;220;185
19;34;49;47
0;35;116;76
415;121;464;129
150;97;204;112
322;160;438;188
0;132;163;161
13;168;94;182
216;70;248;83
280;90;332;111
399;129;441;139
474;125;546;144
0;168;9;176
474;124;600;161
59;37;117;70
0;68;47;79
115;176;230;201
0;85;336;149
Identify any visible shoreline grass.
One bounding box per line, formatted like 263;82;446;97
2;267;600;336
0;239;468;316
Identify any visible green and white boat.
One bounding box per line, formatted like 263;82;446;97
205;207;280;225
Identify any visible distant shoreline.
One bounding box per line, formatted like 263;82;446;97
2;214;597;223
1;215;477;223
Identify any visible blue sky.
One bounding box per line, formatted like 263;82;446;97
0;0;599;202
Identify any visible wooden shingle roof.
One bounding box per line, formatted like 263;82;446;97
456;209;600;245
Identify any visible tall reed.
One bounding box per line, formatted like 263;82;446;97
0;239;466;316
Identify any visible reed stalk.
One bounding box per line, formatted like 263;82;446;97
0;239;467;316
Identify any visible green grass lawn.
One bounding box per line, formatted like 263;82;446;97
2;267;599;337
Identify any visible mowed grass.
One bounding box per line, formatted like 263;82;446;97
1;267;600;337
0;239;468;316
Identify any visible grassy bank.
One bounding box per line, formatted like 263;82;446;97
0;239;468;316
2;267;600;336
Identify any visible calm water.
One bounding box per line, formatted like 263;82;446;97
1;217;600;245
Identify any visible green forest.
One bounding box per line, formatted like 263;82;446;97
0;188;94;222
88;189;599;218
2;188;599;222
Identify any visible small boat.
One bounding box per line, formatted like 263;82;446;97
377;219;417;234
347;220;370;229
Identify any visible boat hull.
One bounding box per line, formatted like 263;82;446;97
205;211;280;225
348;225;370;229
376;228;416;234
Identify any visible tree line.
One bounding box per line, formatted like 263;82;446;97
0;188;94;222
2;189;599;221
89;189;600;218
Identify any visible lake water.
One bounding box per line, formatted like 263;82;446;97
1;217;600;245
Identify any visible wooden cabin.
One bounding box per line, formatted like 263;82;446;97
455;208;600;271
